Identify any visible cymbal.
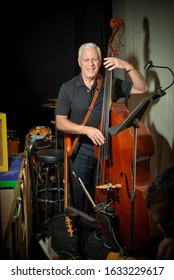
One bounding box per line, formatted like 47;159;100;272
46;98;57;102
42;103;56;109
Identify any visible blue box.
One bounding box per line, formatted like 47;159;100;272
0;157;22;190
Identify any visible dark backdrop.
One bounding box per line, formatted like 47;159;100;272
1;1;112;150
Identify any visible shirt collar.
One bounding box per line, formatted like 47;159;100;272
77;73;98;90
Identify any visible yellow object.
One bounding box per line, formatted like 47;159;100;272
106;252;135;260
0;113;8;172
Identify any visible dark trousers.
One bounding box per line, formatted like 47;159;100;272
69;142;97;220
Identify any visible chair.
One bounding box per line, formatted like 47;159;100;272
34;148;64;223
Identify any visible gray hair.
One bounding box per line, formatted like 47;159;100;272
78;42;102;60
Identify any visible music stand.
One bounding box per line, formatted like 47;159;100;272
108;88;166;137
108;96;152;255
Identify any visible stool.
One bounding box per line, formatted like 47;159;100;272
34;148;64;222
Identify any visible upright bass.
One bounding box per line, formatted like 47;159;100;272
95;16;154;254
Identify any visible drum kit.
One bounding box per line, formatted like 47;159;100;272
29;98;58;150
8;98;63;157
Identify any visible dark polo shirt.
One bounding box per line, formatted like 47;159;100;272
56;73;132;126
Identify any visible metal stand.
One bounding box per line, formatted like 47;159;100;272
129;118;139;254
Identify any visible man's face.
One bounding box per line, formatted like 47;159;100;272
78;48;101;80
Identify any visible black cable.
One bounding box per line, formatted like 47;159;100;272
144;60;174;91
